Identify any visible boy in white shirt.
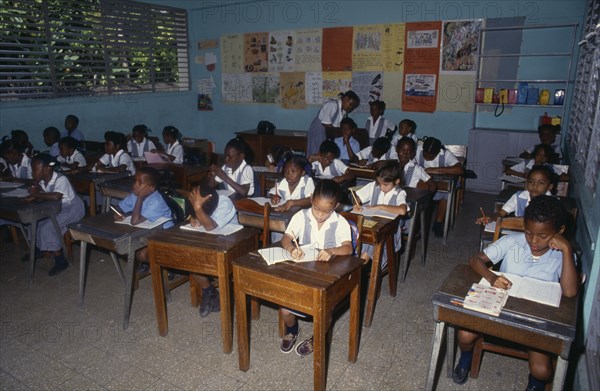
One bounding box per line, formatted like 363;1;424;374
96;131;136;175
210;137;255;197
57;136;87;170
309;140;354;183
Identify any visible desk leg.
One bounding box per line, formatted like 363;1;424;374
109;252;125;284
348;271;360;363
217;259;233;354
364;241;383;328
313;294;327;391
553;357;568;391
78;241;88;306
28;220;38;282
425;321;446;391
122;250;136;330
387;235;398;297
89;183;96;216
235;285;250;371
402;210;417;283
446;325;455;379
149;254;168;337
420;206;428;265
443;188;453;245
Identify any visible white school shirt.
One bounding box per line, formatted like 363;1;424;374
416;147;459;168
355;181;409;211
402;160;431;188
57;150;87;168
269;175;315;200
285;209;351;249
311;159;348;179
367;116;396;140
39;172;79;206
356;146;398;162
9;154;32;179
502;190;553;216
127;138;156;158
215;159;255;196
166;140;184;164
319;99;345;127
99;149;136;175
391;132;418;147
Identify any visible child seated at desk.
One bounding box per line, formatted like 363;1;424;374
395;137;437;192
520;124;562;161
9;129;34;157
0;139;32;179
96;131;136;175
352;137;397;168
279;179;353;356
365;100;396;145
397;119;418;143
209;137;255;197
507;144;568;181
265;145;293;172
416;137;464;238
333;117;360;163
187;185;237;317
309;140;354;183
27;154;85;276
453;195;579;390
43;127;61;158
62;114;85;146
352;161;408;269
152;125;183;164
57;136;87;170
127;124;156;159
270;155;314;212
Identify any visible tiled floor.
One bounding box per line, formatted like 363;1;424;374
1;191;535;390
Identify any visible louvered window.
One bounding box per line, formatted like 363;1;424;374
0;0;189;100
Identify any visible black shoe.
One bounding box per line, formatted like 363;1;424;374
137;263;150;274
432;221;444;238
280;329;299;353
452;364;469;385
48;262;69;276
525;374;546;391
199;286;220;318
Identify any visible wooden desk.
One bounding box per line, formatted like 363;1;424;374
235;129;308;164
146;163;208;190
347;166;376;181
69;170;131;216
68;213;168;329
254;167;282;197
98;176;135;212
430;174;459;245
400;188;434;282
237;204;301;234
425;264;577;391
233;252;363;391
147;227;258;353
0;195;64;281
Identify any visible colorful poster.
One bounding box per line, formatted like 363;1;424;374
382;23;405;72
322;27;353;72
221;73;252;103
243;32;269;72
268;31;295;73
220;34;244;73
280;72;306;109
441;20;482;73
352;72;383;113
436;73;476;112
295;28;322;72
403;21;442;113
382;72;403;109
252;73;280;103
305;72;323;105
322;72;352;101
352;24;384;71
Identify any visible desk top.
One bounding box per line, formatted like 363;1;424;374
233;252;363;290
71;170;131;184
0;196;61;223
236;129;308;138
99;176;135;194
68;212;164;241
435;264;577;332
147;226;257;252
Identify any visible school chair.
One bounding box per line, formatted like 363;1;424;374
234;198;271;247
445;144;468;220
493;216;524;242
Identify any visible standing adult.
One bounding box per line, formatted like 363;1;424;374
306;90;359;156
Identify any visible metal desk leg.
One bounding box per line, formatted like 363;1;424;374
443;182;455;245
553;356;568;390
425;321;446;391
401;211;417;284
420;204;428;265
109;252;125;284
446;326;455;378
28;220;38;282
122;249;136;330
79;241;88;306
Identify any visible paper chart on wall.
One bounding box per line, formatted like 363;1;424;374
382;72;403;109
220;34;244;73
243;32;269;72
407;29;439;49
352;72;383;113
382;23;405;72
322;72;352;101
352;24;384;72
268;31;295;73
441;20;482;74
280;72;306;109
305;72;323;105
322;27;353;71
436;73;475;112
405;74;436;97
252;73;280;104
295;29;322;72
221;73;253;103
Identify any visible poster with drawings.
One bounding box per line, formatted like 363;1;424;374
252;74;280;104
405;74;436;97
305;72;323;105
441;20;482;73
280;72;306;109
295;29;322;72
352;24;384;71
243;32;269;72
268;31;295;73
321;72;352;101
407;30;439;48
352;72;383;113
222;73;253;103
220;34;244;73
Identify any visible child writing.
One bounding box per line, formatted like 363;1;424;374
0;139;32;180
27;154;85;276
352;161;408;269
96;131;136;175
209;137;254;197
453;195;579;390
365;100;396;145
152;125;183;164
352;137;397;168
520;124;561;161
477;165;555;224
127;124;156;159
57;136;87;170
187;185;237;317
416;137;464;238
270;155;314;212
333;117;360;163
279;179;353;356
309;140;354;183
395;137;437;192
43;127;61;158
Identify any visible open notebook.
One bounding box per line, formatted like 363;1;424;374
180;223;244;235
478;271;562;307
258;245;321;265
351;208;398;220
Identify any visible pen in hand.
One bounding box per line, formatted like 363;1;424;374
110;206;124;218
